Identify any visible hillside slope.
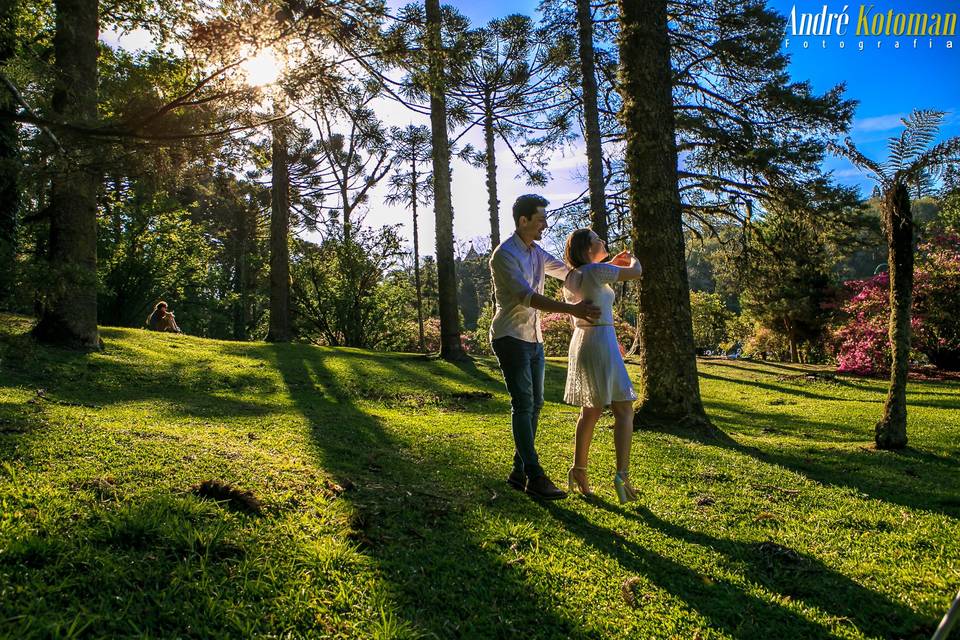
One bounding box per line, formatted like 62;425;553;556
1;315;958;639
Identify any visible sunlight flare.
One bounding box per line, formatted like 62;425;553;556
240;48;282;87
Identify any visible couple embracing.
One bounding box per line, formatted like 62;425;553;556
489;194;643;504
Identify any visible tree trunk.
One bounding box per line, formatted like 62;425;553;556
33;0;101;350
876;182;912;449
618;0;709;430
786;324;799;363
0;0;19;308
411;160;426;352
232;205;249;341
266;98;292;343
342;183;352;244
483;103;501;248
426;0;465;361
576;0;608;242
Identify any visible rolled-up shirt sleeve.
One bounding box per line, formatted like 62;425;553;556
541;248;570;281
491;249;536;307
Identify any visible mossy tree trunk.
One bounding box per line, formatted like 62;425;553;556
617;0;709;430
33;0;101;350
426;0;465;361
876;181;912;449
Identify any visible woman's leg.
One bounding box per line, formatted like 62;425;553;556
571;406;602;492
611;400;637;499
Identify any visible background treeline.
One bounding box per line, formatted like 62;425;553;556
1;0;958;375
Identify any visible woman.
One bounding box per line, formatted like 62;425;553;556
146;301;181;333
562;228;643;503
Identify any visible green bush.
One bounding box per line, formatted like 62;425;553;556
690;291;732;353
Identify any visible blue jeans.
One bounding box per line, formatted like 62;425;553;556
492;336;545;479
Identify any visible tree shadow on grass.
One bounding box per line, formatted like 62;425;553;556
262;343;941;638
646;402;960;518
259;343;593;638
698;371;865;404
449;355;502;387
539;500;928;640
555;499;935;640
0;400;51;462
703;359;838;377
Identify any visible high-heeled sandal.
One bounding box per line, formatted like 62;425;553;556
614;470;638;504
567;466;594;496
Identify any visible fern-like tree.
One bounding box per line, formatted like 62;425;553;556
831;109;960;449
386;124;434;352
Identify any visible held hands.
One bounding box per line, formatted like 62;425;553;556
609;250;635;267
570;299;601;322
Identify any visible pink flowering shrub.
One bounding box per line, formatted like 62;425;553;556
832;234;960;374
395;317;444;353
542;313;574;357
832;273;895;374
542;312;632;357
913;234;960;369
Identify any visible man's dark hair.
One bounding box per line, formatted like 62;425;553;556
512;194;549;226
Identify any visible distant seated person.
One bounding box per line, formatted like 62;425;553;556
146;301;181;333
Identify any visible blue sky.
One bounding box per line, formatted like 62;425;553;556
769;0;960;195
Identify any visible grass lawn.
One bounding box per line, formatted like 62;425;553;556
1;313;958;639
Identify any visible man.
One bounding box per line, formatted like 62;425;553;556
489;194;600;500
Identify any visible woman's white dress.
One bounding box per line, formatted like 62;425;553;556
563;263;637;408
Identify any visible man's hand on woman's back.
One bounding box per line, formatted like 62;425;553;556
571;300;601;322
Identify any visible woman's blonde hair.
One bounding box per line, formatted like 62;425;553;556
564;228;594;269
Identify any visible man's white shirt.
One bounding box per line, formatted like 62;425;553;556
489;232;569;344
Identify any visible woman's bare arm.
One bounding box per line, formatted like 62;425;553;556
614;254;643;281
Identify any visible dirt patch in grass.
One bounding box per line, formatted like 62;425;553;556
190;479;263;515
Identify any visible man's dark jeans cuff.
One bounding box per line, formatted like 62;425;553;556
524;466;545;479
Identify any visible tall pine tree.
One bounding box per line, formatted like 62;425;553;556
33;0;102;350
618;0;708;428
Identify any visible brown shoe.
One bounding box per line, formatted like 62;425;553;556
525;474;567;500
506;469;526;491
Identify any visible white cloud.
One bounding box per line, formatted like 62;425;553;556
99;26;157;52
831;168;865;178
853;113;905;132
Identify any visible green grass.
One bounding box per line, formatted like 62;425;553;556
0;313;957;639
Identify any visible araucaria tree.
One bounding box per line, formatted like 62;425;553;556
831;110;960;449
574;0;608;240
267;93;293;343
386;124;434;353
617;0;708;429
453;15;572;248
425;0;467;360
0;0;18;307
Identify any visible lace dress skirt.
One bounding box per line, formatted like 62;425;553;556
564;325;637;408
